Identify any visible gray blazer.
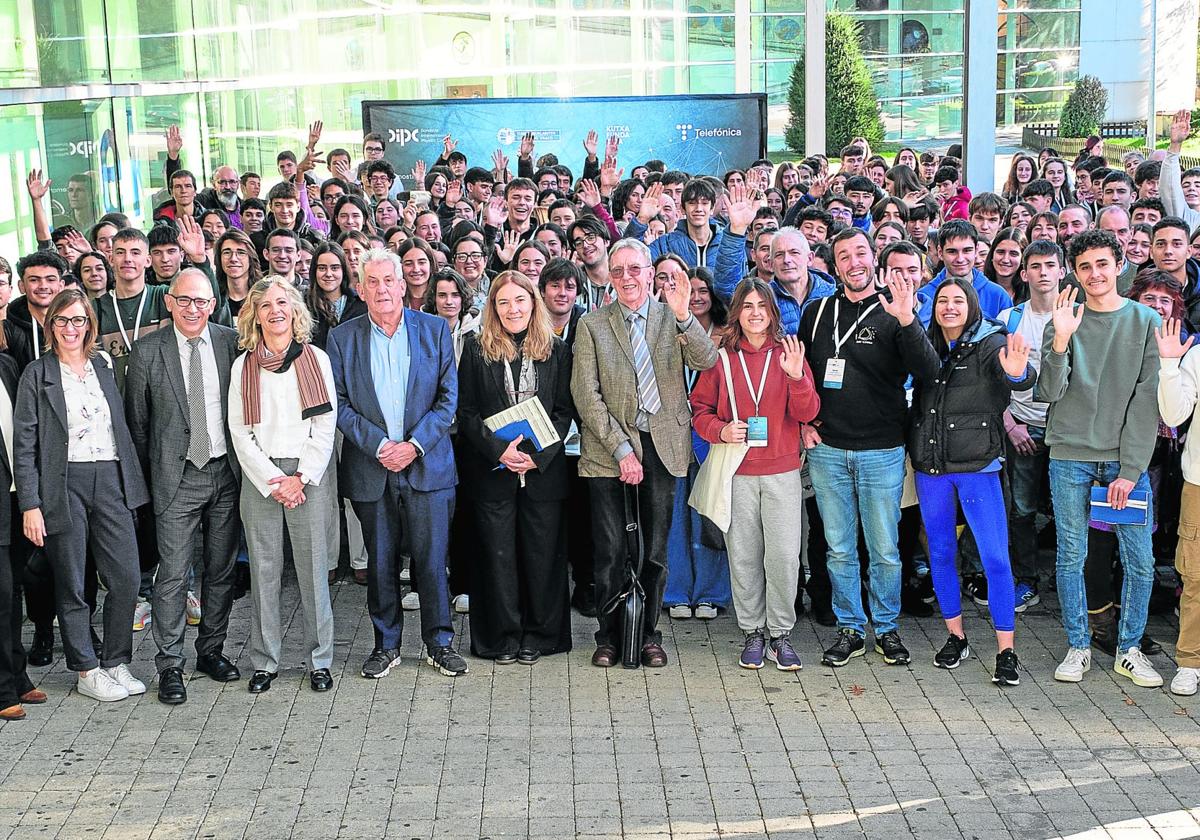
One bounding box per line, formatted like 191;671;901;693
125;323;242;515
570;299;717;479
14;353;150;535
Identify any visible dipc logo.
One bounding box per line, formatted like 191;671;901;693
496;128;516;145
386;128;423;146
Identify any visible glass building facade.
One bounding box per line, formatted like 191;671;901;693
0;0;1082;257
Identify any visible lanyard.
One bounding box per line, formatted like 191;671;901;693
112;288;149;351
830;297;878;359
684;323;716;393
736;349;772;415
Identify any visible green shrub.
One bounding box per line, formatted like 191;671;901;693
785;12;884;155
1058;75;1108;138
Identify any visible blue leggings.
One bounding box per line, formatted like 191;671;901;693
915;470;1015;633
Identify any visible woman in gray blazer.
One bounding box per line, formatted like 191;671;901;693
13;288;149;703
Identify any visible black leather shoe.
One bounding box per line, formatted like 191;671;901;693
157;668;187;705
494;652;518;665
591;645;617;668
247;671;276;694
517;648;540;665
28;628;53;667
195;653;241;682
641;643;668;668
310;669;333;692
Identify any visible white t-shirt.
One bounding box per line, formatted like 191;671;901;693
1000;305;1053;427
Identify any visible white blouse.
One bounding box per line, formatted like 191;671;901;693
228;346;338;498
60;360;118;463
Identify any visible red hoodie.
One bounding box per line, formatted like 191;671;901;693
690;337;820;476
940;185;972;221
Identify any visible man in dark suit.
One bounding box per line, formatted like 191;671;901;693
125;268;242;704
0;353;43;719
327;248;466;679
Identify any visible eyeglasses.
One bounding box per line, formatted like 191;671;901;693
268;246;297;256
166;294;214;310
454;252;485;263
51;315;89;329
609;264;647;280
216;179;239;187
368;175;392;184
364;146;384;154
571;232;599;249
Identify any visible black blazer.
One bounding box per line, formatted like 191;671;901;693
0;354;20;546
14;353;150;535
456;333;574;502
124;323;241;515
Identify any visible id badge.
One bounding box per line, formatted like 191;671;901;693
746;416;768;447
824;358;846;390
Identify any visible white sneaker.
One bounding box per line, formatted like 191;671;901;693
185;591;202;626
453;594;470;614
105;664;147;696
1115;647;1164;688
401;590;420;611
1054;647;1092;683
694;603;718;620
1171;667;1200;696
132;598;152;631
668;604;692;619
77;668;129;702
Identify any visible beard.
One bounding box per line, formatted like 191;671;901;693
218;190;238;210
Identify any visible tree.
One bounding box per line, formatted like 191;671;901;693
1058;75;1108;138
785;12;884;155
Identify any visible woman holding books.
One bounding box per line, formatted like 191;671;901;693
456;271;575;663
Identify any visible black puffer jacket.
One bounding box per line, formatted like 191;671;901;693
908;318;1035;475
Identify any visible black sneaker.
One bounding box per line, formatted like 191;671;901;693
992;648;1020;686
933;634;971;669
361;648;401;679
964;575;988;607
426;645;469;677
821;628;866;667
874;630;911;665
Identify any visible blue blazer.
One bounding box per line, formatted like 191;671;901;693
326;309;457;500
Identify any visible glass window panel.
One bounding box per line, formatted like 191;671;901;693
998;10;1080;52
849;13;964;56
997;49;1079;92
997;88;1070;126
751;14;805;62
105;0;197;84
866;55;963;101
688;63;737;94
686;14;736;62
2;0;111;88
755;61;801;151
1000;0;1079;10
830;0;964;13
879;96;962;141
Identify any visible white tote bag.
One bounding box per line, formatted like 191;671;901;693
688;348;749;533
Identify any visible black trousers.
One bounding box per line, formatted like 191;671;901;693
0;494;34;706
589;432;676;647
447;436;475;598
469;492;570;657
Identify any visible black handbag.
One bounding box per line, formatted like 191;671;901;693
601;485;646;669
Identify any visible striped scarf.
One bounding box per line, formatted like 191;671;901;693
241;339;331;426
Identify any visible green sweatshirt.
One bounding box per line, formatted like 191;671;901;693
1036;299;1161;482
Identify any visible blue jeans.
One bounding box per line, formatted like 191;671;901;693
807;443;906;635
664;471;732;608
1048;459;1154;652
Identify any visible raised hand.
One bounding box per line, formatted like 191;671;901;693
409;159;427;187
402;201;419;231
599;163;623;197
1170;109;1192;151
64;229;93;256
26;169;50;201
577;179;602;209
808;173;830;199
661;263;691;320
1156;317;1196;359
998;331;1030;379
1050;286;1084;352
491;149;510;182
519;131;535;160
605;134;620;165
583;129;599;160
780;335;807;380
724;183;759;234
495;229;520;265
483;195;507;227
165;125;183;160
176;214;206;263
442;134;457;158
306;120;323;151
297;147;323;176
878;273;917;327
445;178;463;206
637;182;663;223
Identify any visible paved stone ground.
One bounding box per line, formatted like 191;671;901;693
2;572;1199;840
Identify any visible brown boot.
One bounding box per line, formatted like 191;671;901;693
1090;605;1117;656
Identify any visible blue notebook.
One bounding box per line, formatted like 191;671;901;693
1089;486;1150;526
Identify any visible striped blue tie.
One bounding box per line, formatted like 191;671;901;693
628;312;661;415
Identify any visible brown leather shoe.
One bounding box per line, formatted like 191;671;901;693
591;644;617;668
0;704;26;721
353;569;368;586
19;689;47;705
641;643;668;668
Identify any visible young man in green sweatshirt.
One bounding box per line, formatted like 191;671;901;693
1037;228;1163;688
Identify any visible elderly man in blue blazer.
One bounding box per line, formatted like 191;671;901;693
326;248;466;679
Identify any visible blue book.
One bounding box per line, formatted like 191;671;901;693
492;419;545;450
1089;486;1150;526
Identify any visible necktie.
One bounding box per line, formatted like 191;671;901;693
627;312;661;415
186;337;211;468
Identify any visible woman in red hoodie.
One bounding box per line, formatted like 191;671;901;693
690;279;820;671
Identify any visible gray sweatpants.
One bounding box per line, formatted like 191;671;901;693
241;457;337;673
727;469;803;637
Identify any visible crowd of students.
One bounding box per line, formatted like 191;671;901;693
2;109;1200;721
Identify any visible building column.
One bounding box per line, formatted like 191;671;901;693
804;0;825;155
962;0;997;194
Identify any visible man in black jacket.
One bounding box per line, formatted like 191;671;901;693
798;228;940;669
